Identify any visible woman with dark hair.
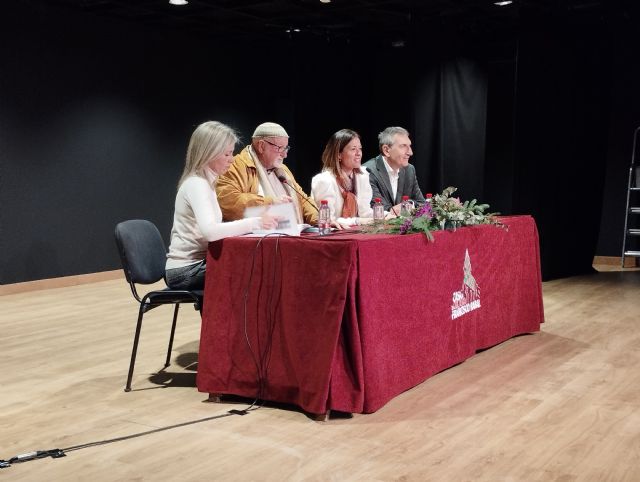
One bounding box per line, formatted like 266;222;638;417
165;121;277;290
311;129;373;228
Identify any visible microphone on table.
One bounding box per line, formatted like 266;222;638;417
274;168;319;213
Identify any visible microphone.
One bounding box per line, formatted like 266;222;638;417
274;168;319;213
274;167;289;184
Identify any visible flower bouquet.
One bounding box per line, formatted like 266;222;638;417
368;186;502;241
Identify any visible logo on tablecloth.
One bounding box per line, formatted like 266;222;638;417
451;249;481;320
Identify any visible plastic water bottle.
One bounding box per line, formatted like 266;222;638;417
400;195;411;217
318;200;331;235
425;193;433;204
372;197;384;225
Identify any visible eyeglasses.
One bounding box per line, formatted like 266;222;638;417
262;139;291;154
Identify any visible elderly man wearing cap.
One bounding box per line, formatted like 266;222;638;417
217;122;318;225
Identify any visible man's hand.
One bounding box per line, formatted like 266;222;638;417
389;203;402;217
276;194;293;204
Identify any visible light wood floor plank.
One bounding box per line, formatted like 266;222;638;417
1;270;639;480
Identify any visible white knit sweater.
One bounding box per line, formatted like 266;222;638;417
166;167;260;269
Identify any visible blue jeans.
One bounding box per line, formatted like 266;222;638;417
165;259;206;290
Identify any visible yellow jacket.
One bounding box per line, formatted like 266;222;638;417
216;146;319;225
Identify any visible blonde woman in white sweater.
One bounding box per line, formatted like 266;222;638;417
165;121;277;290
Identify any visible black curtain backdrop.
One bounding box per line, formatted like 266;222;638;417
484;41;518;218
512;26;611;280
413;56;488;201
598;23;640;258
1;2;636;284
413;24;611;280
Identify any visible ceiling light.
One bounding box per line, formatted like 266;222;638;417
169;0;188;5
320;0;331;3
494;1;513;5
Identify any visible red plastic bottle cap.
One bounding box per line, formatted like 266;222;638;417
321;200;328;205
374;198;381;202
426;193;433;198
402;195;409;201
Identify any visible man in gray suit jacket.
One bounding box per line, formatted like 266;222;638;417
363;126;425;213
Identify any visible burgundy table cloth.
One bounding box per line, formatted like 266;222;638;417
196;215;544;415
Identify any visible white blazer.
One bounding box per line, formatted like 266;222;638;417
311;168;373;225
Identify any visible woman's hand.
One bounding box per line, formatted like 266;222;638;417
260;211;281;230
330;221;352;230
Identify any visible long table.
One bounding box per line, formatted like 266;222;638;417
196;215;544;415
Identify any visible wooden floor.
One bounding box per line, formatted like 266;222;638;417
1;267;639;481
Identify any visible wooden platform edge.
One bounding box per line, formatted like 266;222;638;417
0;270;124;296
593;255;640;268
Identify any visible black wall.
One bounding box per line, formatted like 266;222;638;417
2;2;639;284
1;3;290;284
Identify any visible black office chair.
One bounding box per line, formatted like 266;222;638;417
114;219;203;392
